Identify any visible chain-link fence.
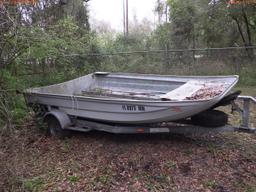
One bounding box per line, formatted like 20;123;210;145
85;47;255;75
18;46;256;88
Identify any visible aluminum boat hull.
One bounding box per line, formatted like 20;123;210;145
24;72;239;124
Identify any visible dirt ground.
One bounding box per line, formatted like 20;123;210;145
1;104;256;192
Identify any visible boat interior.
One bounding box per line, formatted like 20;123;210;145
28;72;238;101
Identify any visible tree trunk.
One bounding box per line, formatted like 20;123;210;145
232;16;246;46
242;6;252;47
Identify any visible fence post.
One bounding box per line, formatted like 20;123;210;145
165;44;170;67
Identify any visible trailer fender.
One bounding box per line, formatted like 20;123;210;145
44;110;71;129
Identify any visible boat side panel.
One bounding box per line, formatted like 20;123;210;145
25;93;217;124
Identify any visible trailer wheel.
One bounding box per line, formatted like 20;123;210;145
191;110;228;127
45;116;70;139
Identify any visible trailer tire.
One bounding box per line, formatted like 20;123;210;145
191;110;228;127
45;116;70;139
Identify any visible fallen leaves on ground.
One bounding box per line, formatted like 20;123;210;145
0;105;256;192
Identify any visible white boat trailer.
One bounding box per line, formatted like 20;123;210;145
43;95;255;137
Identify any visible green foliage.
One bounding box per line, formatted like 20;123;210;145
16;17;101;87
204;180;218;189
98;175;109;184
0;70;27;128
239;68;256;86
165;161;177;168
23;177;44;192
31;0;90;30
0;15;100;130
150;23;171;49
162;0;256;48
67;175;79;183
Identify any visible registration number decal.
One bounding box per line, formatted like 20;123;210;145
122;105;145;111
